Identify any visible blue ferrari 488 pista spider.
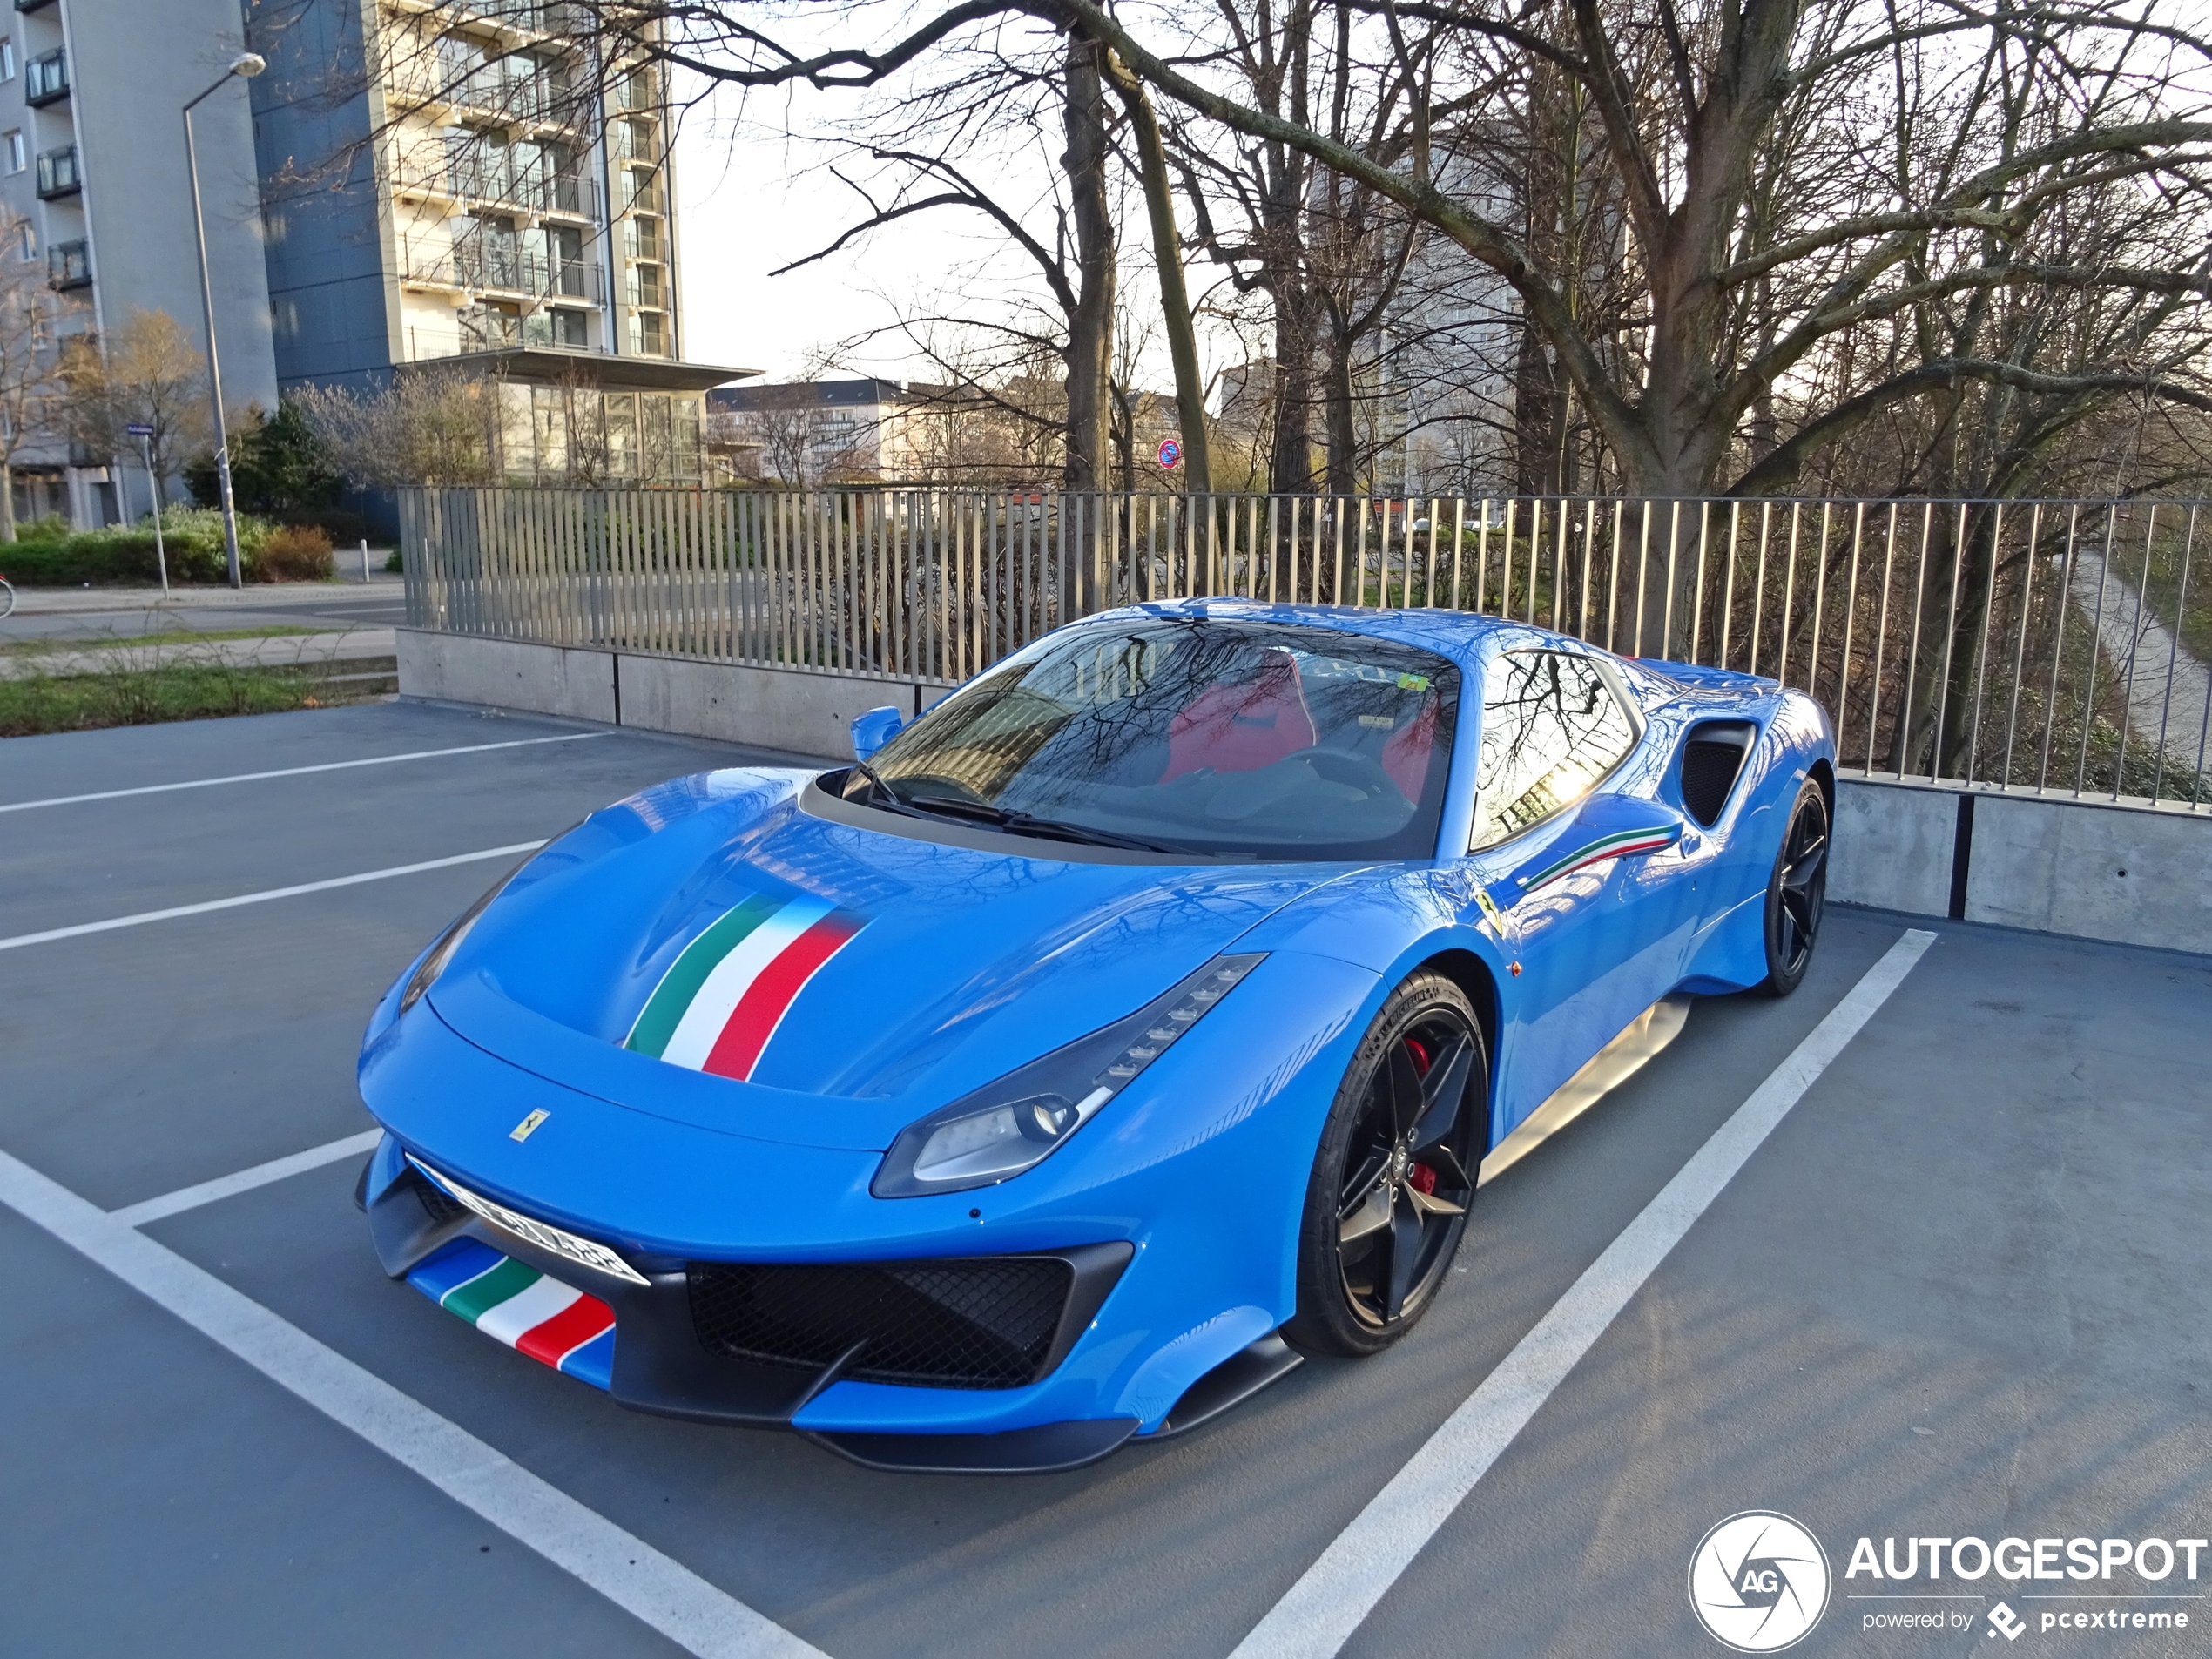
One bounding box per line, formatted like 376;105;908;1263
357;600;1833;1472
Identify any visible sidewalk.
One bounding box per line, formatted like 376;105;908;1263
0;627;397;680
3;572;403;617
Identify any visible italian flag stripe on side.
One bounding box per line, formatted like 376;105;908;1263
623;889;866;1082
404;1238;617;1390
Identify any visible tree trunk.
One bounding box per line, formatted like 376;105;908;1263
1109;65;1211;495
1269;284;1317;494
0;458;14;543
1062;32;1116;495
1323;330;1358;496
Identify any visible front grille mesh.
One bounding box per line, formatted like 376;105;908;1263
413;1170;468;1227
687;1257;1074;1390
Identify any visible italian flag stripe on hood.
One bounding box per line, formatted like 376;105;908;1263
624;889;866;1081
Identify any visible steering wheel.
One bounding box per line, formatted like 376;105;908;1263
1284;746;1398;799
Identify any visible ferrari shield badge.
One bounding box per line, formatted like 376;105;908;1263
509;1109;550;1143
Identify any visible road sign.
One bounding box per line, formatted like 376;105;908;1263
1157;437;1182;470
125;423;155;437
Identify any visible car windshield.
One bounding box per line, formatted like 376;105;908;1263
839;616;1460;861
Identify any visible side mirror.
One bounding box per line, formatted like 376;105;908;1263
851;705;905;761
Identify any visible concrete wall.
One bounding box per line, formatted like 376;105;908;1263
401;630;2212;956
397;629;924;758
1831;775;2211;956
396;630;616;725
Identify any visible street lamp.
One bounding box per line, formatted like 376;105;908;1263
184;50;265;590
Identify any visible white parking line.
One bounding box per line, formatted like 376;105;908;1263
1231;928;1938;1659
111;1130;384;1228
0;1145;826;1659
0;841;544;954
0;732;610;814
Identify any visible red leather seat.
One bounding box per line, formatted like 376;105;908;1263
1381;693;1439;800
1163;650;1318;779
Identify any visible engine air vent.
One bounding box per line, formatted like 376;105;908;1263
1679;720;1756;827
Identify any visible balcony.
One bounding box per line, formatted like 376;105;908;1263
387;150;597;219
35;145;78;200
398;234;600;303
47;238;89;291
383;54;582;132
621;170;662;215
610;121;658;165
14;0;56;12
625;261;664;309
25;49;67;106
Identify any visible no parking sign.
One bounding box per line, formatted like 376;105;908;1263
1157;437;1182;471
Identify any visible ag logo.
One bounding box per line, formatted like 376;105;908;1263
1689;1511;1831;1652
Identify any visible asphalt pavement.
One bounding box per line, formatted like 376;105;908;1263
1;699;2205;1658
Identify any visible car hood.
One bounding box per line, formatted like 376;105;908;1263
428;768;1357;1148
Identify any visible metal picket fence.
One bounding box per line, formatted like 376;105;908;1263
400;488;2212;809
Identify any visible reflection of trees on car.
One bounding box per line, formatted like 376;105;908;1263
853;617;1461;861
1472;652;1636;850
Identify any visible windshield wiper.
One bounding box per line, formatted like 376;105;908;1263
900;793;1183;853
840;760;941;823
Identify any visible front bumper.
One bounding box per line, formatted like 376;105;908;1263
364;1148;1144;1472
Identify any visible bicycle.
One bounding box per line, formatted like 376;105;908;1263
0;572;13;620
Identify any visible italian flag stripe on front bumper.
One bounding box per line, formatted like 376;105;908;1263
405;1238;617;1388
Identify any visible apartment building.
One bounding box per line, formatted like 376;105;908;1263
0;0;275;525
249;0;743;486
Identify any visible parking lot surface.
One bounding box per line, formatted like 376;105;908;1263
3;700;2207;1657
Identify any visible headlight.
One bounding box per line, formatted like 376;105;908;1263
872;953;1264;1197
396;850;542;1015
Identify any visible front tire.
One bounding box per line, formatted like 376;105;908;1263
1282;971;1487;1359
1757;779;1830;996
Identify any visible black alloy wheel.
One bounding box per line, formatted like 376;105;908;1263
1284;972;1487;1358
1758;779;1831;996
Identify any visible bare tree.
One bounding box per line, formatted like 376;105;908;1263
0;212;84;541
61;307;211;522
291;366;498;487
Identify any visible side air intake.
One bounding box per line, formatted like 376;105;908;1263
1679;721;1756;827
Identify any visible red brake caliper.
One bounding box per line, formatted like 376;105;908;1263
1402;1036;1439;1192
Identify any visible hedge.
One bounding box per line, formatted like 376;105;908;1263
0;509;283;586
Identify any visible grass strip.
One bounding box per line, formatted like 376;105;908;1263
0;661;389;738
0;625;351;657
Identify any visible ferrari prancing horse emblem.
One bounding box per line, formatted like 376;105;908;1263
509;1109;550;1143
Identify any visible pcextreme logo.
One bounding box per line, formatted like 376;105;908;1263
1689;1511;1832;1652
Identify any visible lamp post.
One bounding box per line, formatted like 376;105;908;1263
184;50;265;590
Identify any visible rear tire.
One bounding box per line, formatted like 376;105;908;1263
1757;779;1830;997
1282;971;1487;1359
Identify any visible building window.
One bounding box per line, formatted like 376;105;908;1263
624;214;660;262
17;222;32;262
626;310;665;357
4;132;23;174
624;262;662;309
524;306;586;349
2;41;16;82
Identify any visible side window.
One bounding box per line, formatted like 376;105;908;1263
1470;651;1637;850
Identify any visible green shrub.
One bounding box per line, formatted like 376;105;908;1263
0;509;275;586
